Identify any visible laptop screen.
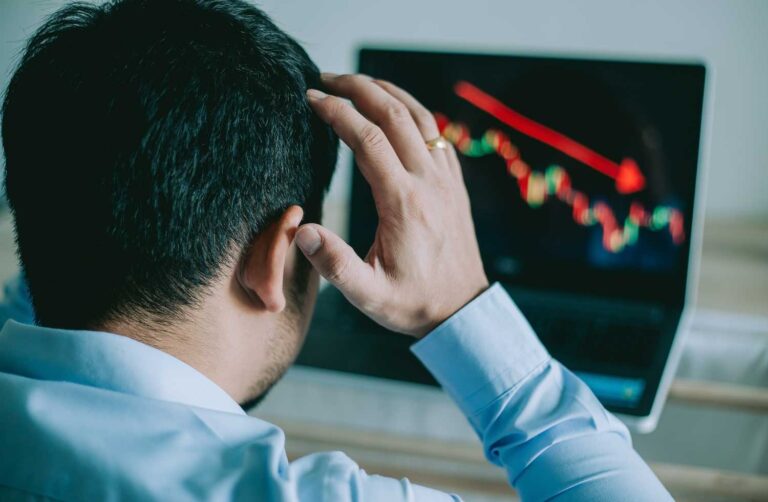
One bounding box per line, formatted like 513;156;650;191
350;49;706;307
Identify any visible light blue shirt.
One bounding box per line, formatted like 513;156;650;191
0;276;671;501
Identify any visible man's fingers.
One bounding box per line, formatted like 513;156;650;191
373;79;440;141
320;73;433;173
307;90;404;200
445;141;465;181
373;79;451;175
295;224;379;307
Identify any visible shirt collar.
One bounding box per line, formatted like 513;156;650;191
0;319;245;415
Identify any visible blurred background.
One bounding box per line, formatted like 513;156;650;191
1;1;766;500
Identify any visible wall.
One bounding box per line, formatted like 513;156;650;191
1;0;766;220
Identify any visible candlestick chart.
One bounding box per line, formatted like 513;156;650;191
436;81;686;254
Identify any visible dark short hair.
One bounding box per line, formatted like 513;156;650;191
2;0;338;329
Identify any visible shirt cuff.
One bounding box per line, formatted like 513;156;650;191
411;283;550;415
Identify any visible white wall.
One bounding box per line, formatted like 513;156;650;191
2;0;766;219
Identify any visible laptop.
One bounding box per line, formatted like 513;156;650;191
297;48;708;432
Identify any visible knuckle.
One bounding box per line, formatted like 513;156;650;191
382;101;410;124
323;97;345;120
357;123;386;152
415;108;437;129
338;73;365;89
325;254;351;286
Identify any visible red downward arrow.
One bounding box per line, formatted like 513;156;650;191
454;80;646;194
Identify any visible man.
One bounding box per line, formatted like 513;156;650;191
0;0;672;500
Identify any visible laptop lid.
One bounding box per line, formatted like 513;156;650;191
349;49;706;309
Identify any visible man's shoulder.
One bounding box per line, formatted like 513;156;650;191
0;374;287;501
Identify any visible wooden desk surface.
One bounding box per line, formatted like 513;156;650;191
697;218;768;316
262;414;768;502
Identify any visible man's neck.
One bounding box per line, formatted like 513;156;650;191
97;290;275;406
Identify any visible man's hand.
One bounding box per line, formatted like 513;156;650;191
296;73;489;337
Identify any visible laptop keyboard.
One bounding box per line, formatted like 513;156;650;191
518;304;662;372
305;285;673;381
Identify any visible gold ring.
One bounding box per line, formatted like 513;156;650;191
425;136;449;151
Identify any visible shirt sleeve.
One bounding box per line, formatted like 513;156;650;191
411;283;673;502
0;274;35;327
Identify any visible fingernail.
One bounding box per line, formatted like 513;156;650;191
306;88;327;101
320;72;338;80
295;227;322;255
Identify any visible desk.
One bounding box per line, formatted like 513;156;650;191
265;413;767;501
697;218;768;316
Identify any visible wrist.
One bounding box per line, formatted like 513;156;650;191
413;278;490;339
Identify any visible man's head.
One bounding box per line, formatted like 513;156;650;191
2;0;338;405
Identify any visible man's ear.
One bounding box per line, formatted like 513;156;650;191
239;205;304;313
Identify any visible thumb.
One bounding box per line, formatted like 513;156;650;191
294;224;375;304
